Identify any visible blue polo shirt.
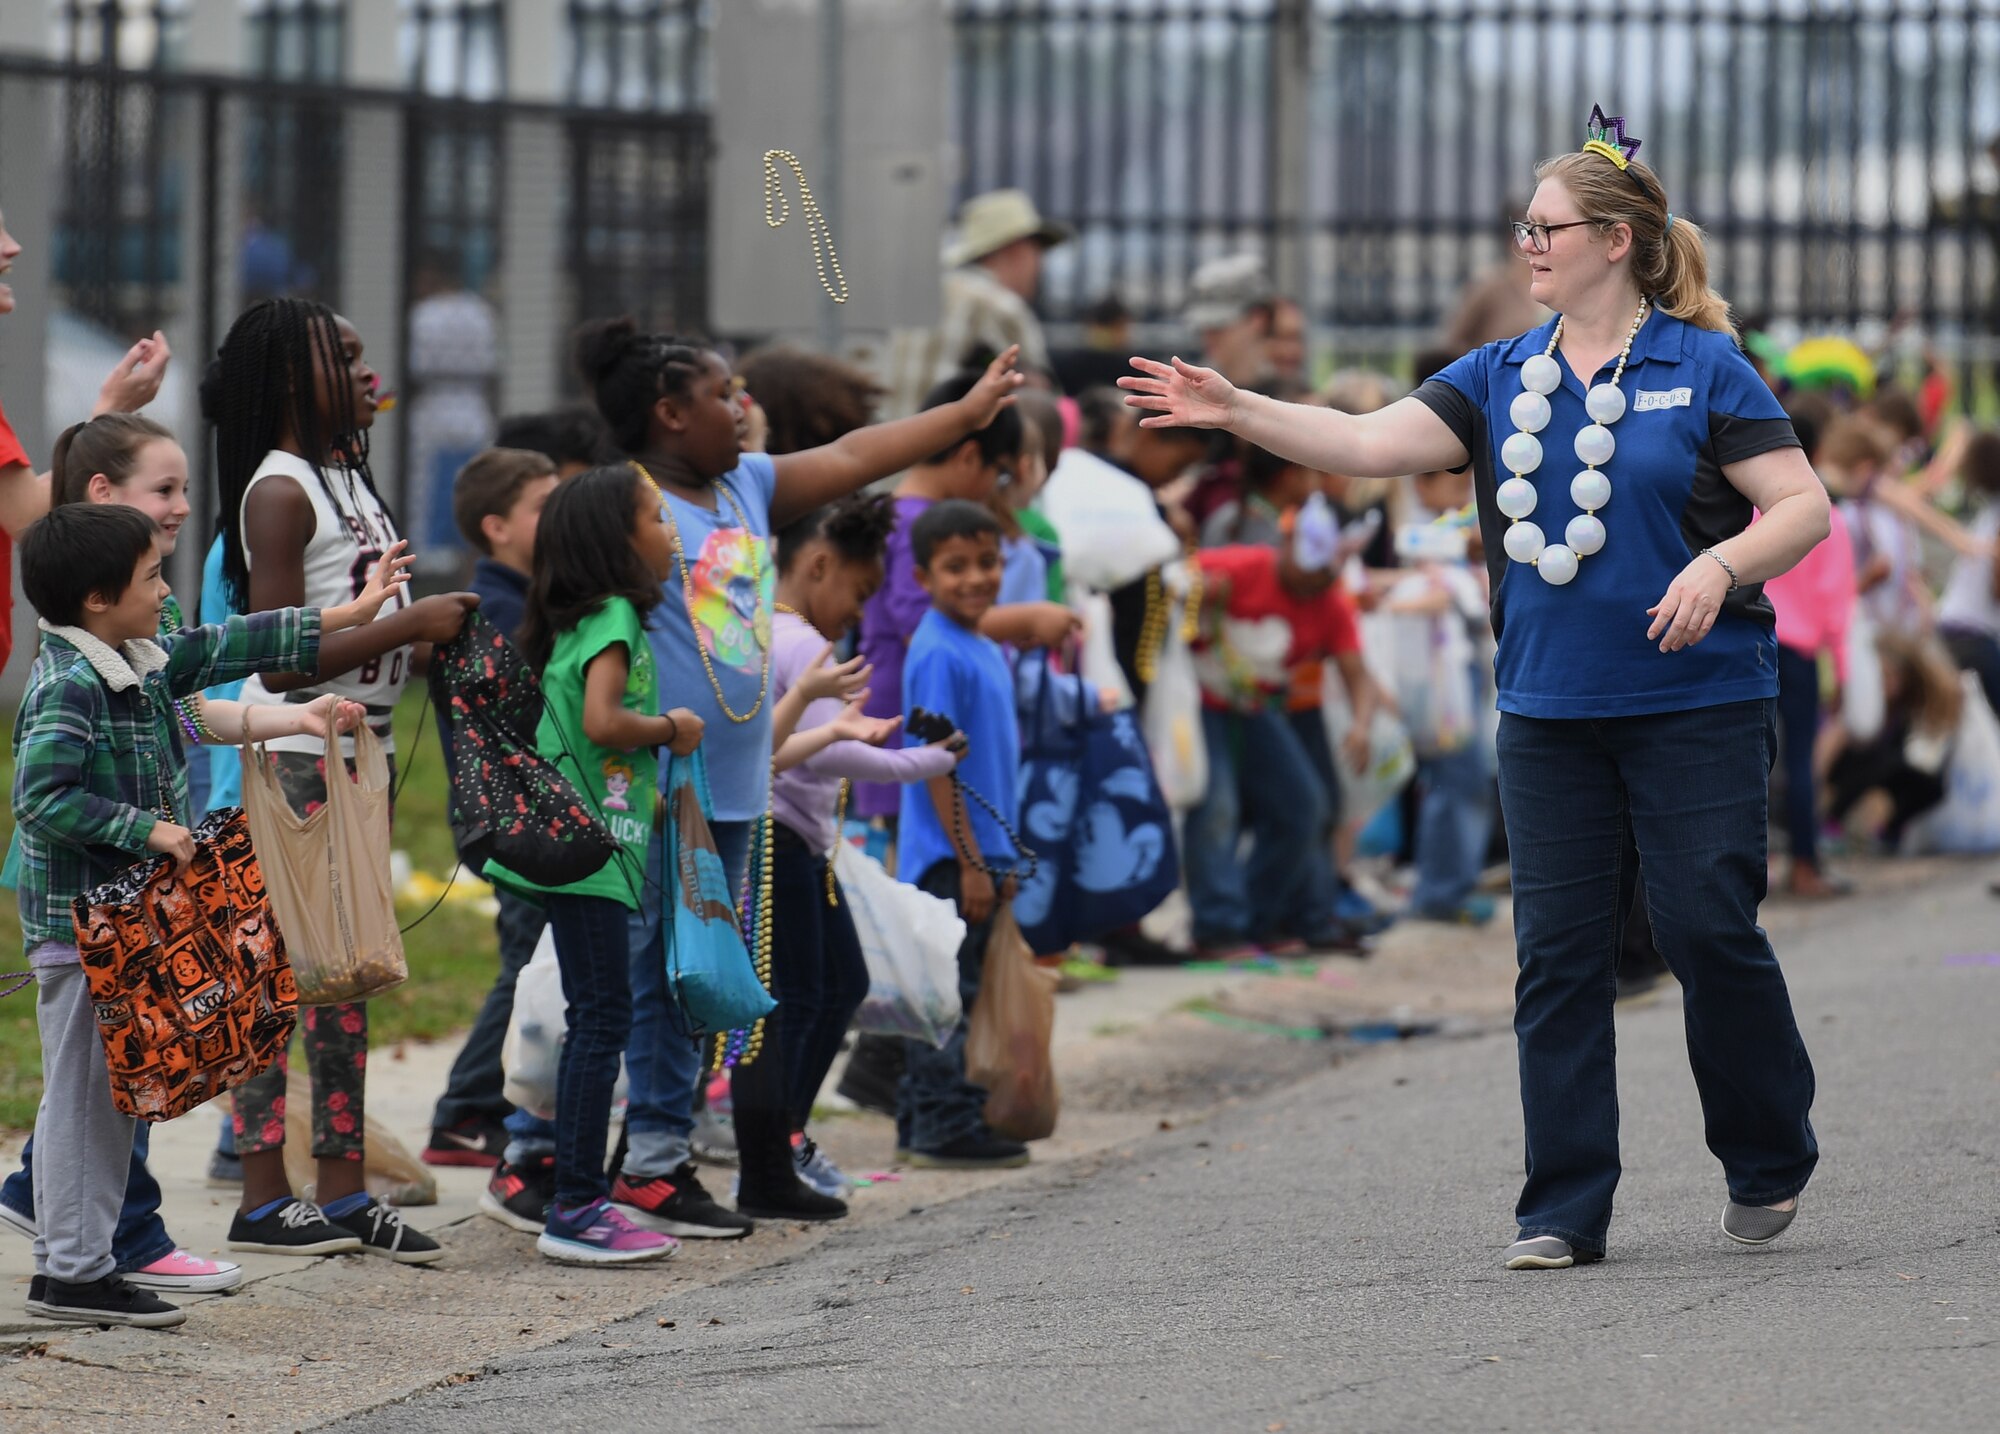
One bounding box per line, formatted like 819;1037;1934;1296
1415;312;1799;720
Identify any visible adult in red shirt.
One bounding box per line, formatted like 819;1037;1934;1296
1183;542;1383;958
0;203;171;677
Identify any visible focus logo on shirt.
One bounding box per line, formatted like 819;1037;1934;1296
1634;387;1694;411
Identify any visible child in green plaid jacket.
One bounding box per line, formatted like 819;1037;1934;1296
11;504;401;1330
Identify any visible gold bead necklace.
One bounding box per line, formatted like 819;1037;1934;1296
634;461;772;725
763;150;849;305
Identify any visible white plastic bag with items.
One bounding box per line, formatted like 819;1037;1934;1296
1040;446;1181;591
1382;577;1477;758
1842;608;1885;742
834;843;966;1048
1902;672;2000;855
502;926;626;1119
1322;665;1417;828
1141;604;1208;808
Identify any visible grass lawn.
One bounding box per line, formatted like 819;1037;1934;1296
0;689;501;1132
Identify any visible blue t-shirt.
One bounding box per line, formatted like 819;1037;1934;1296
897;607;1023;886
195;536;247;816
643;453;778;821
1415;312;1799;719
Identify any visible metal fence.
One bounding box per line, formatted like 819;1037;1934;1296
0;54;709;582
951;0;2000;367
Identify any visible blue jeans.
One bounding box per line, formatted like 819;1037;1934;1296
1;1123;174;1273
621;819;752;1179
1282;708;1347;937
1775;643;1821;866
1498;699;1818;1254
545;893;636;1209
898;860;997;1151
1411;669;1496;913
1185;707;1330;945
433;887;547;1129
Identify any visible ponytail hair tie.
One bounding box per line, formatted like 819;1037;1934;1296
1664;212;1677;235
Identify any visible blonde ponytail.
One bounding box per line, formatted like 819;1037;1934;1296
1535;151;1735;333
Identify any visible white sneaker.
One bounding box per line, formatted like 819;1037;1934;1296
793;1138;850;1197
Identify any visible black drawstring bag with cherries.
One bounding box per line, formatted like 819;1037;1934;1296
429;611;617;888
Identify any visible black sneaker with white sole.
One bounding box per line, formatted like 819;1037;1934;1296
226;1198;364;1257
327;1197;444;1264
26;1273;186;1329
480;1156;556;1235
611;1163;754;1239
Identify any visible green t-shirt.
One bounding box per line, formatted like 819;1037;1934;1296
1017;507;1067;602
486;598;658;908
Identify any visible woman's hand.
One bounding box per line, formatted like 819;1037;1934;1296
957;345;1026;429
298;695;368;741
324;541;415;631
94;331;171;415
1647;554;1734;652
1119;355;1240;431
664;706;706;755
797;643;871;705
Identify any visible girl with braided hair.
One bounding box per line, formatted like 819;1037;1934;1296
202;297;478;1263
570;316;1020;1234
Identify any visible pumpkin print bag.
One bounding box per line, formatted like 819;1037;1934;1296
429;612;617;888
72;806;298;1122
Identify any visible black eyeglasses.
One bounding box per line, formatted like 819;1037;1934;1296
1512;219;1594;254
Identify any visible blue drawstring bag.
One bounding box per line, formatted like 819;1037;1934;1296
1011;652;1180;954
660;749;775;1038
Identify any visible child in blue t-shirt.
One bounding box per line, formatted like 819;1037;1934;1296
894;501;1061;1169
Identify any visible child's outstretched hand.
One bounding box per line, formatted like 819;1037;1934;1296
798;643;872;705
931;728;970;765
958;345;1026;428
299;694;368;741
665;707;706;755
827;697;900;747
324;541;416;631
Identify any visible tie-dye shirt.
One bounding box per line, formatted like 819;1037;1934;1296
643;453;779;821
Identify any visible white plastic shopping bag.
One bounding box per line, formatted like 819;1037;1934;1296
1842;608;1885;742
1076;591;1135;710
834;843;965;1048
1040;447;1180;591
1902;673;2000;855
1141;613;1208;808
501;926;627;1117
1322;665;1417;828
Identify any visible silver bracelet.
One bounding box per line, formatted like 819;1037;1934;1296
1700;547;1740;591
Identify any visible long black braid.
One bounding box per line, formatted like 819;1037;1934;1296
202;297;394;610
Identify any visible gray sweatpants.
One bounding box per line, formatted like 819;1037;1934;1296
32;962;135;1284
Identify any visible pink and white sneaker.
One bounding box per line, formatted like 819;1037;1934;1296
123;1248;246;1293
536;1197;679;1266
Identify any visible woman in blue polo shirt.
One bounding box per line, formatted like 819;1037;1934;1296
1123;108;1832;1271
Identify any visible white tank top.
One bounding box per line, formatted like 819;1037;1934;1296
237;449;411;754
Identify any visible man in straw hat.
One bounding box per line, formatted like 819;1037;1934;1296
885;188;1071;418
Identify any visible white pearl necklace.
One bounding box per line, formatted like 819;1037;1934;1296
1494;299;1650;586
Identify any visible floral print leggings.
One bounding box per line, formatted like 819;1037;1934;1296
230;746;394;1163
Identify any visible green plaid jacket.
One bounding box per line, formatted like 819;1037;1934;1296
11;607;321;955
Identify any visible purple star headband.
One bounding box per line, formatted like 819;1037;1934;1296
1582;103;1642;171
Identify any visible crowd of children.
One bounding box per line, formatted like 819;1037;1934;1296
5;200;1998;1327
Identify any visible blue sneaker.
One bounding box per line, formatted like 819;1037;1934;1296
537;1197;678;1266
1335;887;1396;935
792;1135;849;1197
1411;894;1498;926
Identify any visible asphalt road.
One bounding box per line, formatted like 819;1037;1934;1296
330;873;2000;1434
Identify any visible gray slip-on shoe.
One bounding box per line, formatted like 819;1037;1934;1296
1503;1236;1604;1270
1721;1201;1798;1245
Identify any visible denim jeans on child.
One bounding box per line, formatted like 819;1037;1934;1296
1282;708;1348;938
620;820;752;1179
2;1122;174;1273
544;893;635;1208
898;860;998;1152
1497;698;1818;1255
1184;706;1329;945
1411;667;1495;915
433;886;546;1130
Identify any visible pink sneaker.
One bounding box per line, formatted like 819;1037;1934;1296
123;1248;246;1293
536;1197;679;1266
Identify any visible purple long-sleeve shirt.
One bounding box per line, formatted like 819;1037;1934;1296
852;495;935;817
771;610;957;851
